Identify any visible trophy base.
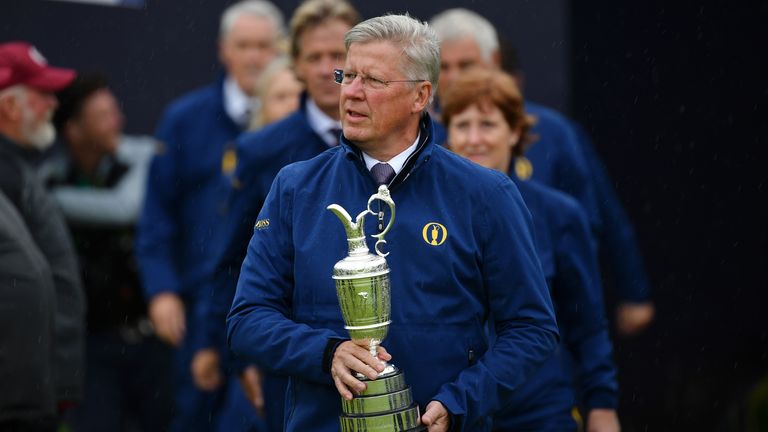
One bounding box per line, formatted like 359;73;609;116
340;403;422;432
340;369;426;432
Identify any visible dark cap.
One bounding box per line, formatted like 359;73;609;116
0;42;75;92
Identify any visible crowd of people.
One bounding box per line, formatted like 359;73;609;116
0;1;655;431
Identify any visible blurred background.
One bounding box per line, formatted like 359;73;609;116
2;1;766;430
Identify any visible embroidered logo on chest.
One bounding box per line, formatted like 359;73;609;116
421;222;448;246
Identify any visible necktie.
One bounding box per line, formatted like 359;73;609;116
329;128;342;147
370;162;396;186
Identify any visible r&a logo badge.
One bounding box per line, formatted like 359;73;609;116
422;222;448;246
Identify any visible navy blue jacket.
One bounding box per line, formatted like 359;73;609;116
522;102;600;230
227;115;559;431
135;78;241;301
199;97;329;432
201;95;330;350
569;122;650;301
494;179;618;430
521;101;650;302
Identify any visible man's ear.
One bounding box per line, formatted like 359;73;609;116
0;93;21;122
412;81;432;113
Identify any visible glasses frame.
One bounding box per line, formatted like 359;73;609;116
333;68;426;90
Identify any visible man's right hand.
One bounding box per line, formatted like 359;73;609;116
331;340;392;400
149;292;186;346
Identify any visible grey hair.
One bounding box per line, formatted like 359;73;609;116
429;8;499;62
345;14;440;105
220;0;286;40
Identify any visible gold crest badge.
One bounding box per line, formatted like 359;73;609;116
221;147;237;175
514;156;533;181
422;222;448;246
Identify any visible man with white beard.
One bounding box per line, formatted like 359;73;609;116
0;41;86;431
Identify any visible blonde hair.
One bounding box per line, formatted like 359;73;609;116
249;56;295;130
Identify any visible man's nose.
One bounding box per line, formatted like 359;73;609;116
341;75;365;98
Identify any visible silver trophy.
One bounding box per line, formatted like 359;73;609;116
328;185;425;432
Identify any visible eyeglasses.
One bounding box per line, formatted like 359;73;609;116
333;68;426;90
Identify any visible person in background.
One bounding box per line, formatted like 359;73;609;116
227;14;559;432
191;2;361;430
0;189;57;432
0;41;86;431
443;67;620;432
42;73;174;432
430;7;654;335
134;1;284;430
248;56;303;130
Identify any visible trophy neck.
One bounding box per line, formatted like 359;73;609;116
347;236;370;257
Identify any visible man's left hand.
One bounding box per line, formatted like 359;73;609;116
421;400;451;432
586;408;620;432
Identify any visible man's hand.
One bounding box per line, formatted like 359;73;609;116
191;348;222;391
586;408;621;432
149;292;186;346
421;400;451;431
239;365;264;416
616;301;655;335
330;340;391;400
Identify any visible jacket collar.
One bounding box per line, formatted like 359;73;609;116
339;113;437;162
0;133;43;165
339;113;437;191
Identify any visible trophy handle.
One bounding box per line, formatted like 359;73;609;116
367;185;396;257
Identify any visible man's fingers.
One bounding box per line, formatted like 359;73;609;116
376;345;392;362
242;367;264;414
170;307;186;344
332;372;354;401
337;342;384;378
191;349;222;391
149;293;186;346
421;410;435;425
337;363;368;394
421;401;450;432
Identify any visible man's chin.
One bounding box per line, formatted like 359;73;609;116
24;123;56;151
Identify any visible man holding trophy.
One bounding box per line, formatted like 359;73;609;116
227;14;559;431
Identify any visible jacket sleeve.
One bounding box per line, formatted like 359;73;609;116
432;175;560;429
546;120;602;235
226;168;344;384
571;122;651;302
199;153;272;352
22;170;86;401
554;199;618;410
50;136;155;227
134;113;183;298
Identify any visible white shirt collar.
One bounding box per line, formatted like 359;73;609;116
362;133;420;175
306;98;342;147
223;76;256;127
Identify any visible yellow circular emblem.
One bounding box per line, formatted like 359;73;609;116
221;148;237;175
422;222;448;246
514;156;533;181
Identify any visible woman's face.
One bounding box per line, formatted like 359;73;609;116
447;103;519;173
262;68;303;125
